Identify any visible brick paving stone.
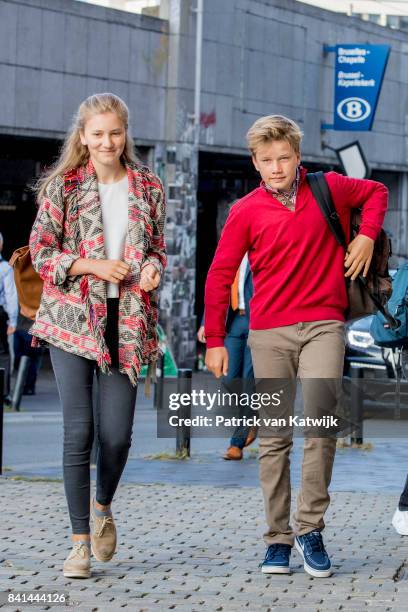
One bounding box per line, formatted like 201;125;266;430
339;605;369;610
262;604;295;612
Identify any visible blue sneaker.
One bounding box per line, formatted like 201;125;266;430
295;531;332;578
260;543;291;574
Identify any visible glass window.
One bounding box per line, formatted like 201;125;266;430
386;15;400;29
400;17;408;31
367;14;382;24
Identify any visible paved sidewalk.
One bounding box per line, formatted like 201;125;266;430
1;479;408;611
3;368;408;610
5;401;408;491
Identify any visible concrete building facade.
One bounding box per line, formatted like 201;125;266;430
1;0;407;366
297;1;408;31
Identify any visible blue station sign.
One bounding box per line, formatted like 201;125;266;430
327;44;390;131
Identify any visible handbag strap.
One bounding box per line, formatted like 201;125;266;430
306;171;397;327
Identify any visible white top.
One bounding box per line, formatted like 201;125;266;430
238;252;249;310
98;175;129;298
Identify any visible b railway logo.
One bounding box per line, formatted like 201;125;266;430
336;97;371;122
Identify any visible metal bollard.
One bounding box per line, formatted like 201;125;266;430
350;365;364;445
176;369;192;457
154;353;165;410
0;368;4;475
11;355;30;412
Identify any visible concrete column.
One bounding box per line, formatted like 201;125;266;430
156;0;198;368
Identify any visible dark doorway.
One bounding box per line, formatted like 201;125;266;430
0;135;62;259
195;152;339;327
0;136;152;260
195;151;258;327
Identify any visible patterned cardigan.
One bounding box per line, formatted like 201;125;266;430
29;159;166;386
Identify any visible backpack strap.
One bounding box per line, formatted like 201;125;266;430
306;171;347;249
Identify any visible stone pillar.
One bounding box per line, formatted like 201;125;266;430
155;142;198;368
155;0;198;368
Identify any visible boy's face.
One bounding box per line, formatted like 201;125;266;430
252;139;300;192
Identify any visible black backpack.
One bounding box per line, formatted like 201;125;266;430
307;171;395;327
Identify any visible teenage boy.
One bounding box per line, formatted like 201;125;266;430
204;115;388;577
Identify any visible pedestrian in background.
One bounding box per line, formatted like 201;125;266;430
0;231;18;403
222;254;257;459
198;253;257;460
392;476;408;535
13;308;44;395
30;93;166;578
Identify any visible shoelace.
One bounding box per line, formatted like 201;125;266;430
303;531;325;555
96;515;114;538
266;544;290;560
71;543;89;558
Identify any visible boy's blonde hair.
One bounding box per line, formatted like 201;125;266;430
246;115;303;156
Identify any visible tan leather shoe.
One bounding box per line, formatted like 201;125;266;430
223;446;243;460
90;499;117;562
63;542;91;578
244;427;258;447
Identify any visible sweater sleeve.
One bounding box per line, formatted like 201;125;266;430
204;202;250;348
326;172;388;241
29;176;79;286
141;175;167;277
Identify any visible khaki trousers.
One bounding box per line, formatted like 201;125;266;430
247;320;345;546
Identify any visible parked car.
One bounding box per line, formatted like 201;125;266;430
344;314;396;378
344;313;408;415
344;269;403;379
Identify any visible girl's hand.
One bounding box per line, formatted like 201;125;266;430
344;235;375;281
90;259;131;284
140;263;161;292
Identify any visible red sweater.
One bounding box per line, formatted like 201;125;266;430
204;168;388;348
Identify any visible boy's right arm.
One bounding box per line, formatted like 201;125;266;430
204;203;250;378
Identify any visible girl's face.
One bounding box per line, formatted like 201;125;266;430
80;112;126;168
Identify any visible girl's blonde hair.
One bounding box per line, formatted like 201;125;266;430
35;93;138;201
246;115;303;156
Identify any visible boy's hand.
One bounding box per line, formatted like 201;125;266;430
344;234;375;281
205;347;228;378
